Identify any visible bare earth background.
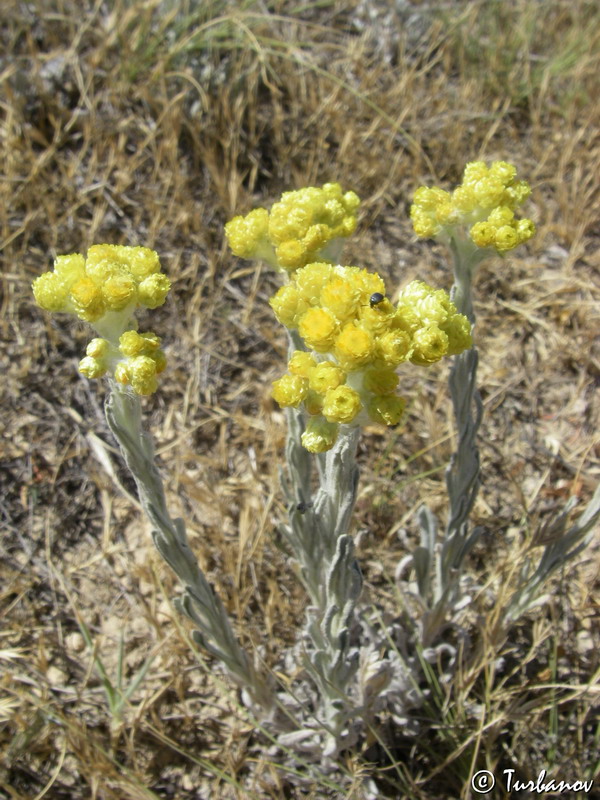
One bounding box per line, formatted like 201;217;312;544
1;1;599;798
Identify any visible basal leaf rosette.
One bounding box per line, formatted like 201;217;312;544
225;183;360;273
269;262;472;452
32;245;170;395
410;161;535;253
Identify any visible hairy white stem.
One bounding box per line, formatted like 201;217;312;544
105;383;272;711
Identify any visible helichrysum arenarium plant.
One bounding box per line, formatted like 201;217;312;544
32;245;272;710
33;165;600;785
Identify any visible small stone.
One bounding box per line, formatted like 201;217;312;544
157;599;173;623
47;666;67;686
576;630;594;656
65;632;85;652
181;775;195;792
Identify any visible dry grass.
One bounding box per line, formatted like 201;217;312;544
1;0;599;797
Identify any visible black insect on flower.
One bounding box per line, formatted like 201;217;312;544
369;292;385;307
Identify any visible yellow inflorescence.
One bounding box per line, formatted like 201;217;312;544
410;161;535;252
78;330;167;395
33;245;170;322
269;261;472;451
225;183;360;273
33;245;170;395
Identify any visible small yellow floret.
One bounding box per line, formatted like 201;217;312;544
287;350;317;377
275;240;306;270
335;324;373;368
320;277;360;321
494;225;519;252
444;314;473;354
119;330;145;357
139;332;161;350
358;299;395;335
377;330;412;366
368;395;406;426
269;284;306;328
78;356;107;379
309;361;346;394
395;281;450;333
70;277;106;321
410;325;449;365
53;254;86;286
272;374;308;408
124;246;161;279
128;356;159;395
298;308;338;352
32;273;70;312
102;273;137;310
295;262;334;303
225;208;270;259
487;206;514;227
322;386;362;424
137;273;171;308
410;186;453;239
517;218;536;240
462;161;488;183
489;160;517;184
506;180;531;206
86;338;110;359
470;221;497;248
301;417;339;453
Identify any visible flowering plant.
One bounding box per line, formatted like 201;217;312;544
32;163;599;783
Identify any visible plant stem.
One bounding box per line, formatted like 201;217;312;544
278;333;363;744
105;383;272;711
444;238;486;566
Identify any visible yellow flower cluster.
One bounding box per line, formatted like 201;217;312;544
32;245;170;322
269;262;472;452
32;245;170;395
78;331;167;396
225;183;360;273
410;161;535;252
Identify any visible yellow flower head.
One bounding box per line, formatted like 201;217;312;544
271;374;309;407
335;324;373;368
295;262;334;303
77;329;166;395
410;325;450;366
224;208;270;260
308;361;346;393
288;350;317;377
126;356;160;396
225;183;360;273
298;308;338;352
411;161;535;252
268;261;472;450
376;330;412;367
33;245;170;395
322;385;362;424
301;418;339;453
33;245;170;325
269;284;308;328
